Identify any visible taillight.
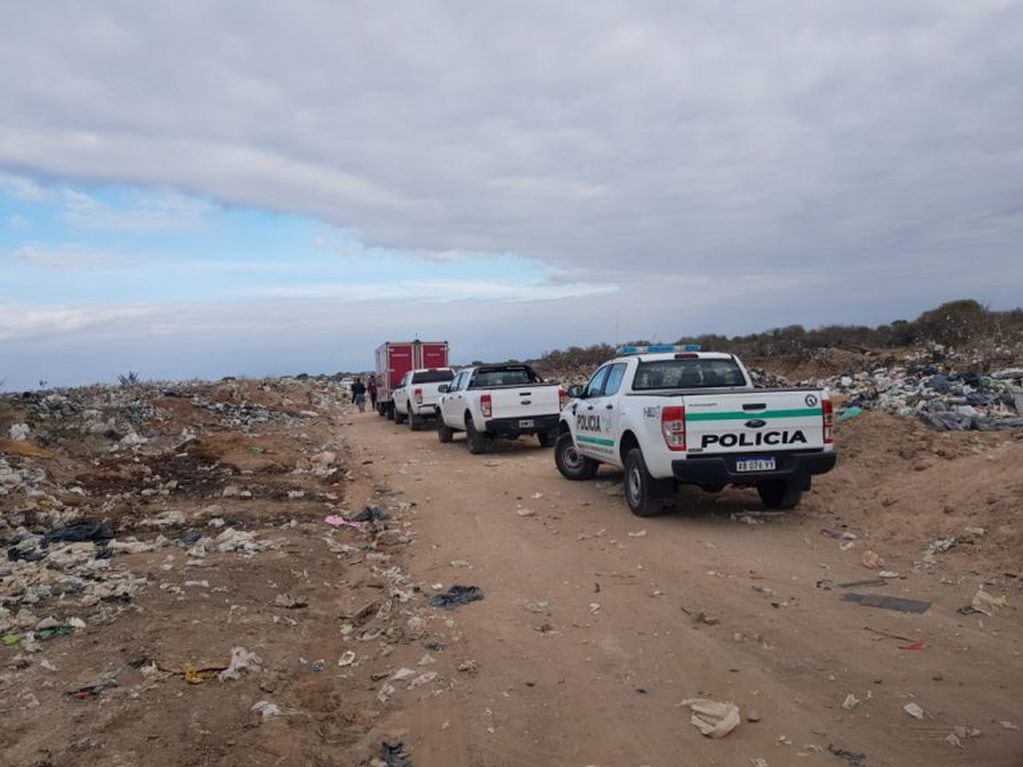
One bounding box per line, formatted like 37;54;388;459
661;406;686;451
414;388;423;405
822;398;833;444
558;387;567;410
481;394;492;418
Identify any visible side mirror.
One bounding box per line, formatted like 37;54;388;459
437;384;449;393
566;384;585;399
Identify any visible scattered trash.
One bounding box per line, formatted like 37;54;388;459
43;521;114;545
251;700;284;720
589;602;601;614
970;588;1008;615
838;578;888;589
899;641;927;651
37;625;74;640
381;740;413;767
861;550;884;569
841;693;861;710
945;726;982;748
324;515;367;531
842;593;931;614
627;530;647;538
351;506;389;523
337;650;356;667
66;681;117;700
903;702;925;720
751;759;769;767
2;633;21;647
515;508;536;517
308;660;324;672
1000;721;1019;730
746;710;762;723
821;529;858;540
680;698;741;739
877;571;899;579
273;593;308;609
218;647;262;681
827;745;866;766
430;585;484;610
836;405;863;421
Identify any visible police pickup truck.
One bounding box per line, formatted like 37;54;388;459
392;367;456;430
555;345;836;516
437;364;566;453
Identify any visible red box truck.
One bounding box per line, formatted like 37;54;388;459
374;340;449;417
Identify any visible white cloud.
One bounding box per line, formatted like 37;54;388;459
234;277;617;302
9;243;127;270
8;214;29;229
61;189;213;232
0;303;156;342
0;172;47;201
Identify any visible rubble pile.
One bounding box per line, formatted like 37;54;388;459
0;377;352;644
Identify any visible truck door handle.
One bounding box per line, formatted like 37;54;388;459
743;403;766;411
605;404;614;410
586;406;594;411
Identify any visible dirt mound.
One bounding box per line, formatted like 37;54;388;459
815;412;1023;584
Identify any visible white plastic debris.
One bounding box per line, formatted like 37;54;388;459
841;693;861;710
681;698;741;738
8;423;30;441
337;650;356;667
904;702;925;720
219;646;262;681
251;700;283;720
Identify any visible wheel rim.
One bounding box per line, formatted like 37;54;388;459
562;443;583;470
627;465;642;504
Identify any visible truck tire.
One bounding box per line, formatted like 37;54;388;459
387;402;396;421
624;448;675;517
537;429;557;448
394;402;407;425
377;403;387;417
465;417;488;454
757;479;802;509
555;433;599;480
437;422;454;443
409;410;424;431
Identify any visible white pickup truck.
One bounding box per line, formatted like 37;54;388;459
555;345;836;516
437;364;566;453
392;367;456;430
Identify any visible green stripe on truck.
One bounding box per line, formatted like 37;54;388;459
577;435;615;447
686;408;822;422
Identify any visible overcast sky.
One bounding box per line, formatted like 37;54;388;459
2;1;1021;390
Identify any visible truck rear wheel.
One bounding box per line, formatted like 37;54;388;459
757;479;803;509
437;422;454;443
409;410;424;431
465;417;488;454
555;433;599;480
624;448;675;517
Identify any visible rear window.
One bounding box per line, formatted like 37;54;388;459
470;368;541;387
632;358;746;390
411;369;454;384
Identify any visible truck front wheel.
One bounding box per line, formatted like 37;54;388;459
555;433;599;480
465;417;488;454
624;448;675;517
394;403;407;425
757;479;803;509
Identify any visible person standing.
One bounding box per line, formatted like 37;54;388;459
351;377;367;412
367;374;378;412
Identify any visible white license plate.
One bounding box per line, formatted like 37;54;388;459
736;457;776;472
518;419;534;428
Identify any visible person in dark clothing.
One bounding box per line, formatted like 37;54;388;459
367;375;378;411
351;377;367;412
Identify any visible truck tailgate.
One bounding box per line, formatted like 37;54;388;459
490;385;561;418
684;389;827;454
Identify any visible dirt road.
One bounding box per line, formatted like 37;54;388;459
351;410;1023;767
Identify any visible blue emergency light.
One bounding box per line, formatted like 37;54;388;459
616;344;701;355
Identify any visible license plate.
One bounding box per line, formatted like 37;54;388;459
518;419;534;428
736;456;776;472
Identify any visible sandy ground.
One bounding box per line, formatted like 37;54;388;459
2;384;1022;767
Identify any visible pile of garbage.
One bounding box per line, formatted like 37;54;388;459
811;365;1023;431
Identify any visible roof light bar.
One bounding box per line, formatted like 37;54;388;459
616;344;701;355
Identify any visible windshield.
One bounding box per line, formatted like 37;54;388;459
632;358;746;390
411;369;454;384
